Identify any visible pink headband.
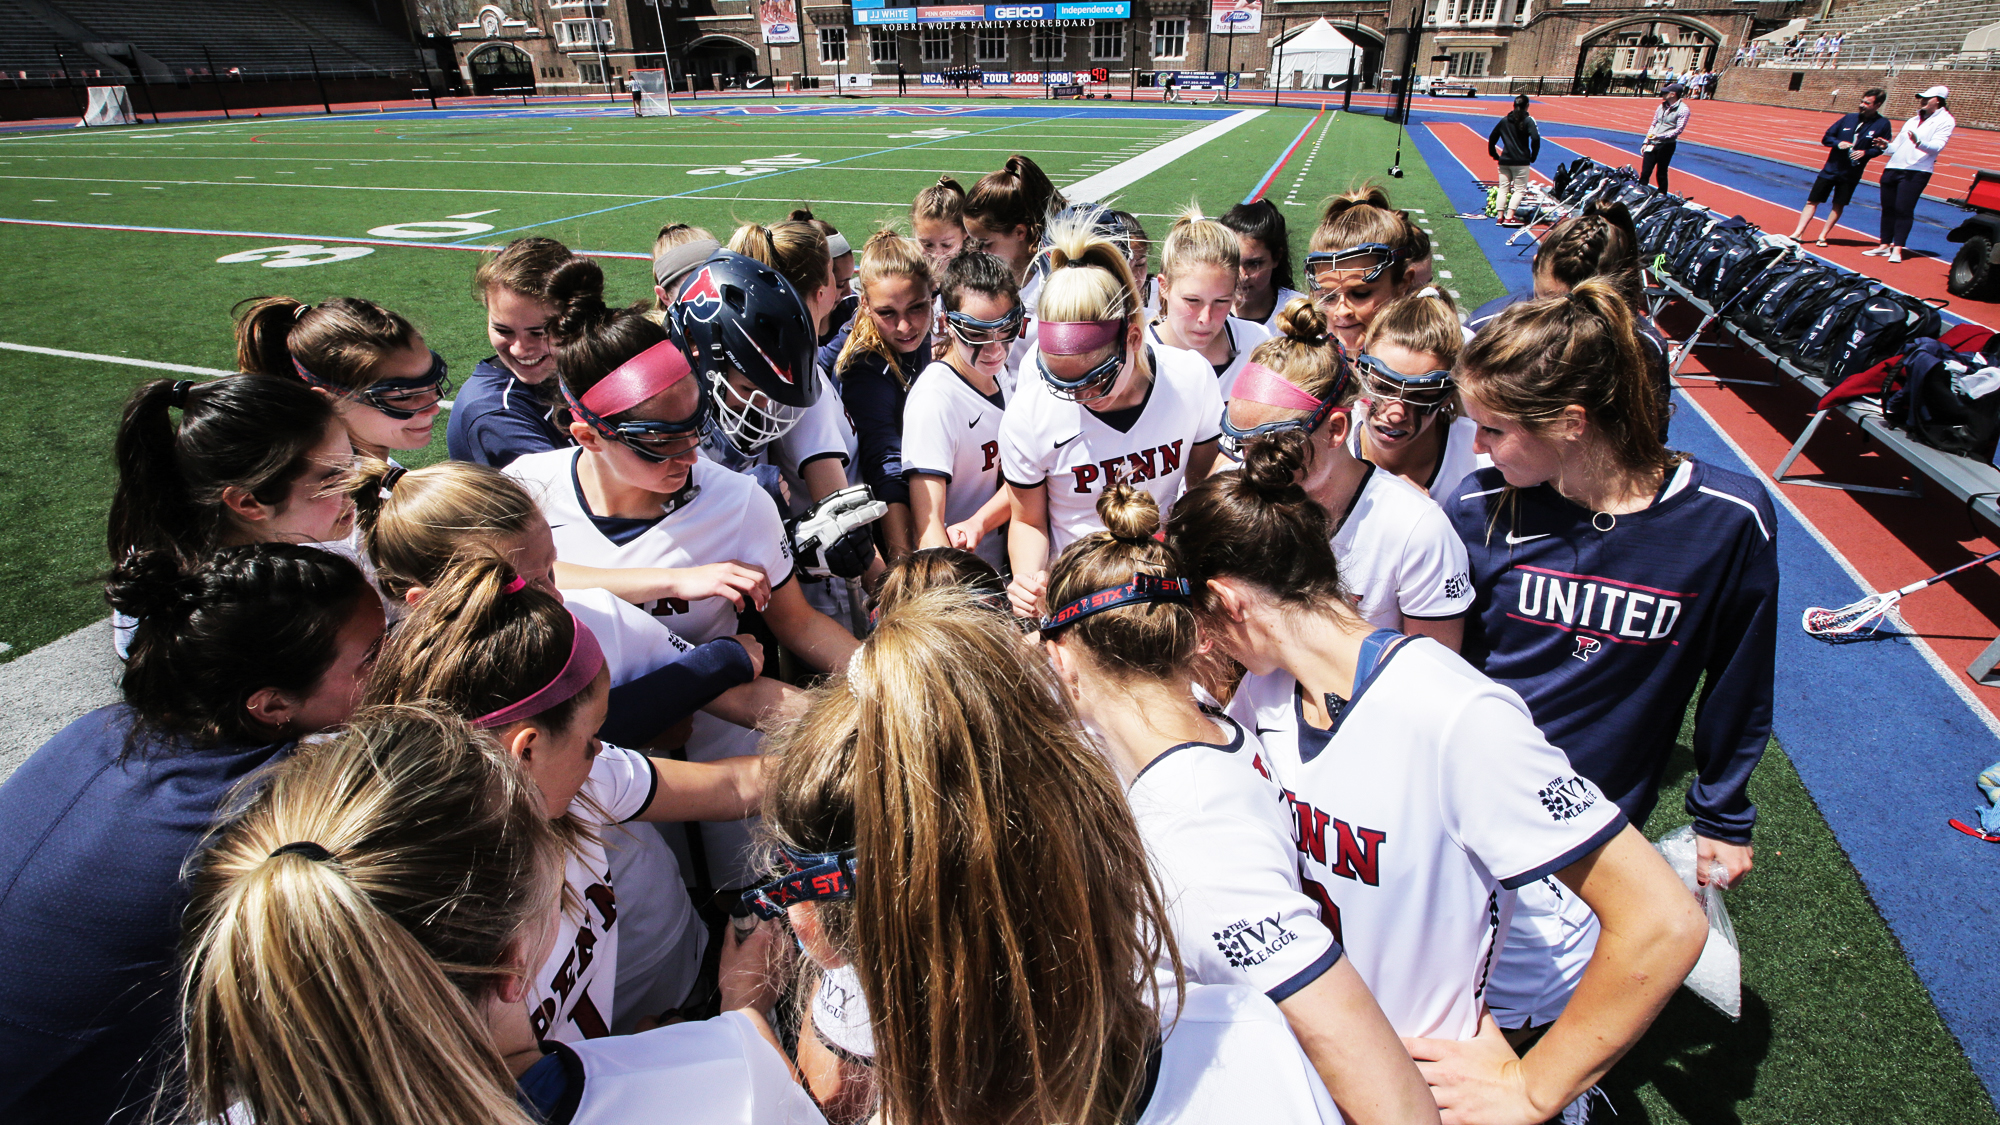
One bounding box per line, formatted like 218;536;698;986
472;614;606;729
1232;363;1325;413
1039;320;1124;356
580;340;692;418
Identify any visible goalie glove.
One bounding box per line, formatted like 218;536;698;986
789;484;888;580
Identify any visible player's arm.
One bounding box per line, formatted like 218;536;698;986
1687;527;1780;884
1190;436;1223;479
1400;614;1463;652
701;676;808;732
1005;481;1052;618
1280;962;1442;1125
632;753;764;823
953;486;1013;549
910;472;952;551
799;455;851;505
1407;827;1704;1123
762;577;861;672
840;367;914;563
552;560;772;613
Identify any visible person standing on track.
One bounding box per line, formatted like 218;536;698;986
1789;89;1893;247
1638;84;1690;193
1487;95;1541;228
1867;85;1956;265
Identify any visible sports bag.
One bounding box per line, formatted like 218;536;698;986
1791;282;1879;371
1702;237;1787;305
1885;337;2000;455
1766;272;1853;348
1739;263;1828;337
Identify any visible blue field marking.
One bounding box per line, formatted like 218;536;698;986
1414;116;2000;1109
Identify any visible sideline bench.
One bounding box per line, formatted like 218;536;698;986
1657;272;2000;684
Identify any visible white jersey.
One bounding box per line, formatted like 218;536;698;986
550;1011;828;1125
1141;985;1342;1124
903;359;1009;569
508;449;788;890
532;743;658;1043
1129;715;1343;1001
1485;875;1599;1031
1225;636;1625;1039
1331;466;1473;630
562;587;694;686
1351;406;1487;504
1146;318;1272;400
999;344;1222;556
1258;287;1307;332
809;964;876;1061
507;449;794;647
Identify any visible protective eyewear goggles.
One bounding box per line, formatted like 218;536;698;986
1304;243;1402;289
610;411;706;463
741;843;858;921
946;306;1026;349
1354;353;1454;416
295;351;453;420
1218;395;1346;460
1038;341;1125;404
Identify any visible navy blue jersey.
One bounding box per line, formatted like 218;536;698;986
838;342;927;508
1445;458;1777;844
1819;112;1894;177
0;708;294;1123
447;358;567;468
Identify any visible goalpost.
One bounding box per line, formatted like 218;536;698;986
80;86;137;127
630;68;673;117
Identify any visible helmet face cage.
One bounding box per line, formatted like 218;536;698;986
709;373;807;452
1354;353;1453;416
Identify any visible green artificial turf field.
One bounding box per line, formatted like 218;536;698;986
0;98;1991;1124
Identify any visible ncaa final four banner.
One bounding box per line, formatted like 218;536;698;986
759;0;801;44
1210;0;1261;34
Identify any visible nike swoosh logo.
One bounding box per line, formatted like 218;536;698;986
1053;433;1081;449
1504;532;1549;544
1255;727;1281;737
968;415;982;428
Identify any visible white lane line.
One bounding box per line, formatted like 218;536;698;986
1064;109;1267;202
0;341;235;376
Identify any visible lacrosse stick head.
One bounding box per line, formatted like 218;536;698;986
1801;593;1905;642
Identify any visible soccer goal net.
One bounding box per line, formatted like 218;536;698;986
81;85;137;127
630;69;672;117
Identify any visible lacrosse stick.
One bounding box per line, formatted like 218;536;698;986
1801;548;2000;641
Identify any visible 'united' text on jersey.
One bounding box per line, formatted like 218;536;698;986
1506;564;1692;644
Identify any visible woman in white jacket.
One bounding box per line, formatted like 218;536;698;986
1867;85;1955;264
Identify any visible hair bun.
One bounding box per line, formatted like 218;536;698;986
1238;433;1310;500
546;258;610;341
1276;297;1328;346
1095;482;1161;544
106;549;200;622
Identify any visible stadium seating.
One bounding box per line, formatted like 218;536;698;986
1803;0;2000;65
2;0;420;79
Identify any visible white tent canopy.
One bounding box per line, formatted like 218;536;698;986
1271;18;1361;88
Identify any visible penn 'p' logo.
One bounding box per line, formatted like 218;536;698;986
678;266;725;323
1572;636;1603;663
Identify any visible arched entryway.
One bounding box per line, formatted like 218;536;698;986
1573;17;1719;94
467;43;535;96
684;34;760;91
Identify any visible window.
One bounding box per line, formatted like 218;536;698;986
870;28;898;63
555;18;614;46
819;26;847;63
1091;21;1123;59
576;59;606;83
1447;49;1489;75
1513;0;1529;20
977;27;1007;60
923;26;951;62
1031;27;1063;61
1152;18;1186;59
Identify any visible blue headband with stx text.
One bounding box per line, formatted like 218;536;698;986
1040;572;1194;638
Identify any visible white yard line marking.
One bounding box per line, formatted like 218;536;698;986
1063;109;1266;202
0;341;234;376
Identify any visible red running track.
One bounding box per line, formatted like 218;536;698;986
1424;116;2000;720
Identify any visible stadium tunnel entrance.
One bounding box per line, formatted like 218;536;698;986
683;35;760;90
1572;17;1720;96
469;43;536;95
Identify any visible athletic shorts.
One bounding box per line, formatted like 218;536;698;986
1808;170;1862;208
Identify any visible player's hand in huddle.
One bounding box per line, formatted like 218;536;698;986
1008;569;1048;620
726;633;766;679
945;519;983;551
719;914;786;1018
1405;1013;1550;1125
1695;835;1753;887
659;562;772;613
